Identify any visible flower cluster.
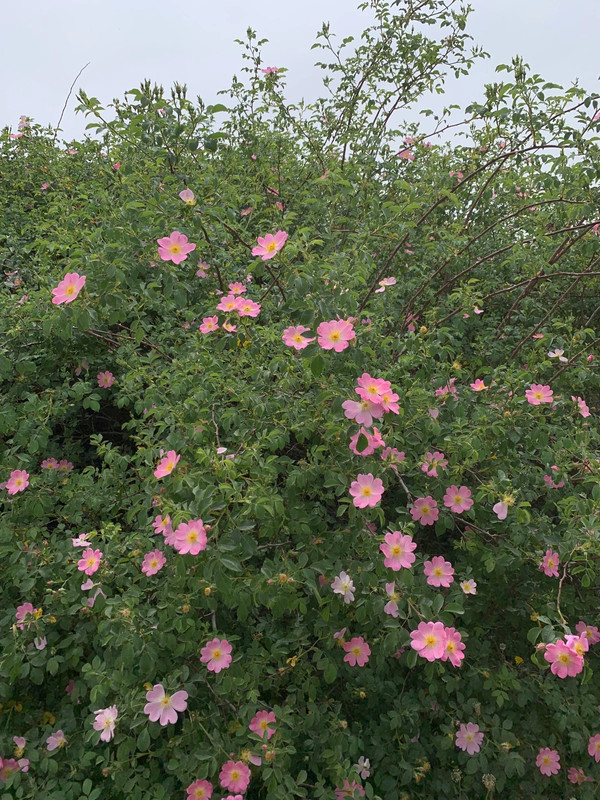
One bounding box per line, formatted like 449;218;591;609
410;621;465;666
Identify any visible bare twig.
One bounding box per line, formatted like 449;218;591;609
53;63;90;145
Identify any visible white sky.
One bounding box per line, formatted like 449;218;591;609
2;0;599;142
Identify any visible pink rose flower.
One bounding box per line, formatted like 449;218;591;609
173;520;208;555
526;384;553;405
443;485;473;513
200;637;232;673
179;189;196;206
409;621;447;661
379;531;417;571
154;450;180;479
571;395;591;417
539;549;559;577
282;325;315;350
317;319;356;352
237;298;261;318
455;722;483;754
77;548;102;576
251;230;288;260
544;640;584;678
343;636;371;666
93;706;118;742
421;451;447;477
423;556;454;588
249;710;276;740
141;550;166;576
441;626;465;667
199;316;219;333
97;371;115;388
349;473;384;508
157;231;196;264
143;684;188;725
6;469;29;495
219;761;251;793
536;747;560;776
588;733;600;762
410;496;439;526
51;272;86;305
46;730;67;751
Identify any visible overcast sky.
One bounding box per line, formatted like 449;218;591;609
2;0;599;142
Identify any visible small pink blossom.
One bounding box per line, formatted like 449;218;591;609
93;706;118;742
548;349;568;362
58;459;73;472
383;582;400;617
143;684;188;725
0;758;20;781
397;149;414;160
77;548;102;576
216;295;242;313
576;621;600;644
410;621;447;661
251;230;288;260
46;730;67;751
72;534;90;547
200;637;232;673
443;485;473;513
568;766;591;784
51;272;86;305
331;571;355;603
536;748;560;776
381;447;405;467
544;640;584;678
41;457;59;470
571;395;591;417
460;579;477;595
341;398;383;427
349;473;384;508
220;761;251;794
470;379;488;391
199;316;219;333
196;261;211;278
492;501;509;520
154;450;180;479
157;231;196;264
421;451;447;477
261;66;279;74
186;779;213;799
588;733;600;762
317;319;355;352
173;520;208;555
249;710;276;740
7;469;29;495
424;556;454;588
112;162;121;170
223;321;237;332
539;549;559;578
380;531;417;570
152;514;171;535
410;496;439;526
237;298;261;317
15;603;37;630
374;276;397;293
228;282;247;295
441;626;465;667
34;636;47;650
240;206;253;216
282;325;315;350
141;550;166;576
41;182;50;190
349;427;385;456
526;384;553;405
455;723;483;754
179;189;196;206
97;371;115;388
334;780;365;799
343;636;371;667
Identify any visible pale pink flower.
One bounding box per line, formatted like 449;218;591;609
186;779;213;799
343;636;371;666
78;548;102;576
41;458;59;470
349;473;384;508
196;261;211;278
341;398;383;427
455;723;483;754
154;450;180;479
441;626;465;666
333;627;346;640
355;756;370;779
384;582;399;617
424;556;454;588
93;706;118;742
157;231;196;264
564;634;589;657
97;371;115;388
228;282;247;295
249;710;276;740
143;684;188;725
334;780;365;799
588;733;600;762
237;298;261;317
526;384;553;405
536;748;560;776
460;579;477;595
261;66;279;74
141;550;166;576
152;514;171;534
199;316;219;333
355;373;392;405
240;207;253;216
410;496;439;526
251;230;288;260
492;501;509;520
410;621;447;661
13;737;26;752
34;636;47;650
220;761;251;793
223;321;237;332
200;637;232;673
275;200;284;211
571;395;591;417
58;459;73;472
576;621;600;644
381;447;405;467
539;549;559;577
473;306;483;314
15;603;37;630
72;534;90;547
380;531;417;570
331;571;355;603
7;469;29;495
0;758;20;780
421;451;447;477
112;162;121;170
179;189;196;206
443;485;473;513
568;766;591;783
317;319;355;352
435;377;458;403
46;730;67;751
349;427;385;456
548;349;568;362
397;149;414;160
216;295;242;313
470;379;488;391
282;325;315;350
374;276;397;293
173;520;208;555
449;171;464;180
41;182;50;190
544;640;584;678
51;272;86;305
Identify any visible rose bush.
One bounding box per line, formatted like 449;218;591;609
1;2;599;798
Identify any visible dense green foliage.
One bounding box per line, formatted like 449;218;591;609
1;2;600;798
